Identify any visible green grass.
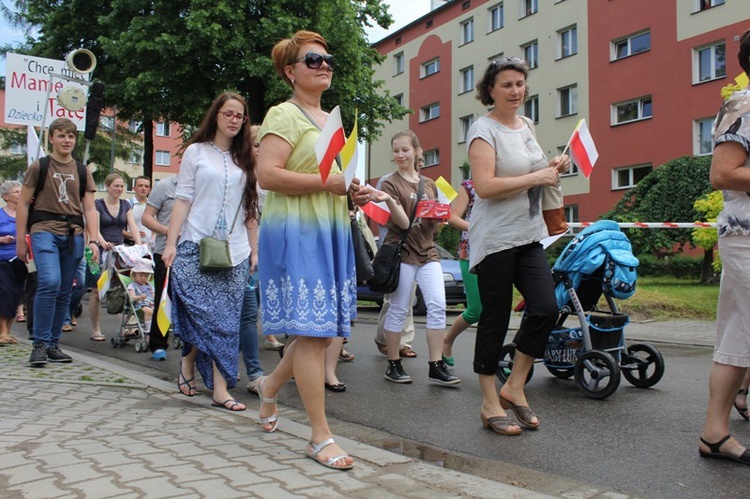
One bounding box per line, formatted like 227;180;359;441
615;276;719;321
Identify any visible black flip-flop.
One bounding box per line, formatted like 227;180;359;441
212;398;246;411
735;389;749;421
325;382;346;392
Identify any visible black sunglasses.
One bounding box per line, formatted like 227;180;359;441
293;52;334;71
490;56;526;68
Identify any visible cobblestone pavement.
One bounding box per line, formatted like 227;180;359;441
0;341;560;499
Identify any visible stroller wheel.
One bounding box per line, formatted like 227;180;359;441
621;343;664;388
546;366;574;379
574;350;620;399
496;343;534;385
135;341;143;353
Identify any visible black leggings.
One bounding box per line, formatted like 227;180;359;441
473;243;558;375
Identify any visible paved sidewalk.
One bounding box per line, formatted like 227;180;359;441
0;340;557;499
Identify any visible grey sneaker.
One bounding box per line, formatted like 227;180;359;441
385;361;412;384
46;345;73;363
29;344;48;366
428;360;461;386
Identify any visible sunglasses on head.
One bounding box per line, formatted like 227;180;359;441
293;52;334;71
490;56;526;68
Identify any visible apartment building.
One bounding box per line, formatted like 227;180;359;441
369;0;749;222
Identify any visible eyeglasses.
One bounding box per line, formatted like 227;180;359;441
219;111;248;123
490;56;526;68
293;52;334;71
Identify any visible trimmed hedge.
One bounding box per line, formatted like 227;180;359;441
636;254;702;279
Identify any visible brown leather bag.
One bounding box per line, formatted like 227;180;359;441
542;179;569;236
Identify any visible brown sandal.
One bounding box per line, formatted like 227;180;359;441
481;414;522;435
499;395;540;429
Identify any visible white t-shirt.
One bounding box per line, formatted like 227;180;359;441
466;115;548;271
130;197;152;245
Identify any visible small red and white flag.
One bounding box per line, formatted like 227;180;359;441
361;201;391;225
315;105;346;185
566;119;599;178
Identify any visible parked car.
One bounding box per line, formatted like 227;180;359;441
357;244;466;315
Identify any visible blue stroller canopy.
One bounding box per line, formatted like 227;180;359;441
552;220;639;307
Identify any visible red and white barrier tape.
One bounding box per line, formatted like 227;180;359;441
568;222;716;228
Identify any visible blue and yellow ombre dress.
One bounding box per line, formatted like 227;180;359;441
258;103;356;338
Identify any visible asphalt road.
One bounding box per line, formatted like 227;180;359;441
18;300;749;499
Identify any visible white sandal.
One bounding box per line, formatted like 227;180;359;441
257;376;279;433
305;438;354;471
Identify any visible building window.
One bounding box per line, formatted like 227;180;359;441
695;0;725;12
558;25;577;59
612;31;650;61
128;120;142;133
694;42;726;83
613;96;652;125
421;58;440;78
524;95;539;124
489;3;504;32
394;52;404;75
460;115;474;143
461;18;475;45
460;66;474;94
558;85;578;117
129;150;144;164
99;115;114;132
613;164;652;190
420;103;440;122
424;149;440;167
155;150;170;166
394;93;404;107
522;41;539;69
557;146;579;176
695;117;715;155
156;121;170;137
564;205;579;224
520;0;538;18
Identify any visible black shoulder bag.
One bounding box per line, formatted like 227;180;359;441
367;177;423;294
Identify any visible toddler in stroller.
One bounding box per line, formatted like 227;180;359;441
106;245;153;352
498;220;665;399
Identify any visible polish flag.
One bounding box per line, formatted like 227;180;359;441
156;267;172;336
315;105;346;185
361;201;391;225
567;119;599;178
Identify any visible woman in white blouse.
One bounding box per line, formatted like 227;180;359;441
162;91;259;411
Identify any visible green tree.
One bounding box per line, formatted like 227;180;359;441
602;155;713;257
6;0;406;178
692;190;723;281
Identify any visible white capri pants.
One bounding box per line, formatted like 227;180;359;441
384;260;446;332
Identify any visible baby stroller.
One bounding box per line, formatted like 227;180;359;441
497;220;665;399
105;245;152;353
